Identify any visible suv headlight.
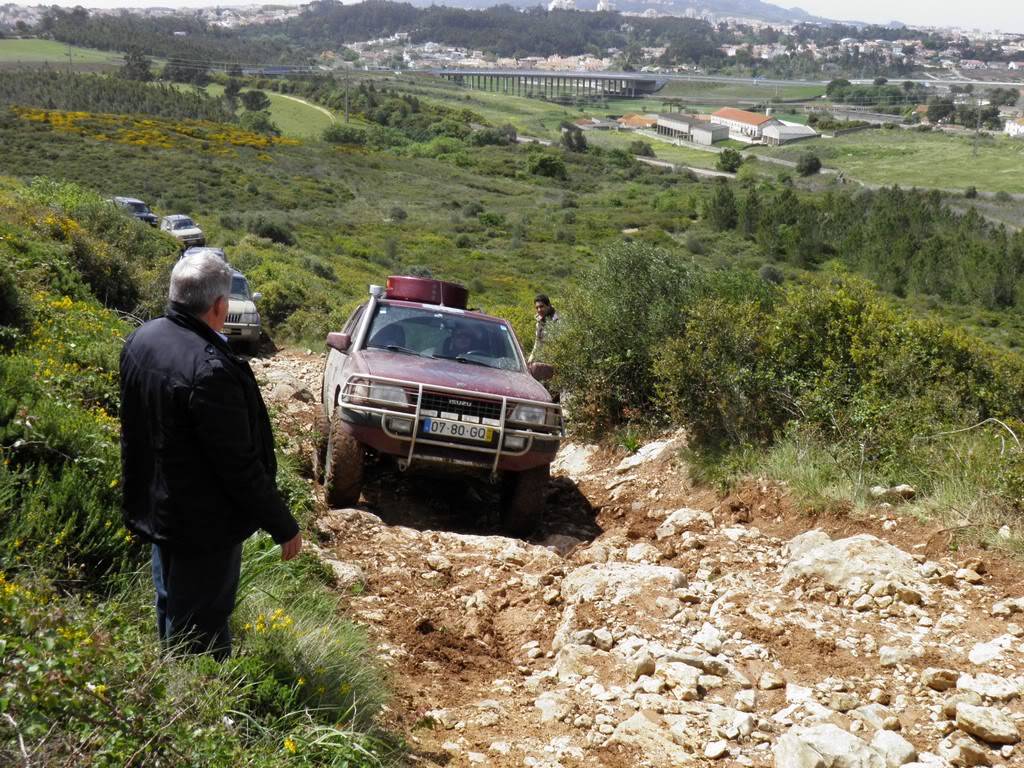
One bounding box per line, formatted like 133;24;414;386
369;384;409;405
241;312;259;324
511;404;546;424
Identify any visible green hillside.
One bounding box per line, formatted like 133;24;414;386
0;38;119;69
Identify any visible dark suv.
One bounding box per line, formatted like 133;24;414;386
314;276;562;534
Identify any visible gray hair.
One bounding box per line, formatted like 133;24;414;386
169;252;233;316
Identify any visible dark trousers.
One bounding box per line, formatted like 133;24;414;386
151;542;243;661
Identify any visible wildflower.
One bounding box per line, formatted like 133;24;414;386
283;736;297;754
297;677;306;687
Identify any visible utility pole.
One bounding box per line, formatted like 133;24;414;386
344;68;350;123
66;42;73;73
973;93;981;157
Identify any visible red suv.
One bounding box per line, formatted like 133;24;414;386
314;276;563;534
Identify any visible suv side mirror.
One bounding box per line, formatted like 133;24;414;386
528;362;554;382
326;332;351;352
252;292;263;302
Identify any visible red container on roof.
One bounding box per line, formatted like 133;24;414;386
385;275;468;309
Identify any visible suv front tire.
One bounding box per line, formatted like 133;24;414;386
324;410;364;508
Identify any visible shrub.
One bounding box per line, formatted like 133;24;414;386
964;186;978;199
795;153;822;176
322;123;367;145
247;215;296;246
388;205;407;222
455;233;472;248
685;231;706;255
628;140;655;157
716;148;743;174
527;153;567;180
759;263;784;284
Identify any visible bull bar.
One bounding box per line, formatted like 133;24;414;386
338;373;563;477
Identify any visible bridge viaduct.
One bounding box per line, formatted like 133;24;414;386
428;69;666;99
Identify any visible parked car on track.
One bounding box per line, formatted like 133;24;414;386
222;270;262;352
160;215;205;249
111;196;157;226
314;276;563;534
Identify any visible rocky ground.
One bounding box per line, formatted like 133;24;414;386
255;349;1024;768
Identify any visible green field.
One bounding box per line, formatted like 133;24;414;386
200;83;336;139
586;130;723;170
0;38;118;69
749;128;1024;194
658;78;825;101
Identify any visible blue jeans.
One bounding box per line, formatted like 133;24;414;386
152;542;243;661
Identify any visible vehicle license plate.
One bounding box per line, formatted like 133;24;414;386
421;418;492;443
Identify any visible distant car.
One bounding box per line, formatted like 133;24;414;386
222;270;262;352
111;196;157;226
160;215;206;249
181;246;226;261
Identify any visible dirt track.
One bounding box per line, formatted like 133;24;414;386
257;349;1024;767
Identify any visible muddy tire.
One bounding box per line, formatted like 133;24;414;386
501;464;549;538
311;409;331;483
324;411;364;508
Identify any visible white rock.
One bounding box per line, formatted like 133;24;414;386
659;662;702;701
991;597;1024;618
968;635;1014;666
551;443;597;478
694;623;724;655
561;563;687;606
955;703;1020;745
735;689;757;712
921;668;959;692
609;710;692;764
782;533;928;596
615;439;672;473
655;507;715;540
880;645;923;668
534;691;570;724
957;673;1021;701
705;740;729;759
871;731;918;768
774;724;884;768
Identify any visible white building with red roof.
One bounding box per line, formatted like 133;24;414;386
710;107;782;141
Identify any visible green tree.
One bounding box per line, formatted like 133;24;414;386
927;99;955;123
738;187;761;238
826;78;851;98
560;123;588;153
716;148;743;173
119;47;153;82
527;153;567;180
239;110;280;136
795;153;821;176
240;89;271;112
706;183;737;231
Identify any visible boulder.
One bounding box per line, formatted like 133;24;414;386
658;661;702;701
655;507;716;540
921;668;959;692
870;731;917;768
609;710;693;765
957;673;1021;701
561;563;687;607
955;703;1020;745
782;533;927;596
615;439;673;473
774;724;885;768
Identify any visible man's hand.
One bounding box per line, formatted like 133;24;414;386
280;532;302;561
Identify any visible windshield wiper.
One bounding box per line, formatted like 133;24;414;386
435;354;499;369
374;344;428;358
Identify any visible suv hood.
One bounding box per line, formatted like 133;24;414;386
171;227;203;237
228;299;256;315
358;349;551;402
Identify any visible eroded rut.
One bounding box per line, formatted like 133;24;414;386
257;349;1024;768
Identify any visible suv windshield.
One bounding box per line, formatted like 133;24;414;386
365;304;522;371
129;202;150;213
230;275;250;299
173;218;195;230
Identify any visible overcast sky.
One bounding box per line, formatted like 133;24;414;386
26;0;1021;33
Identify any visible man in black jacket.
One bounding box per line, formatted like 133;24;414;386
120;252;301;659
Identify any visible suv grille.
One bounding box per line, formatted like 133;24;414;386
419;392;501;422
226;313;242;324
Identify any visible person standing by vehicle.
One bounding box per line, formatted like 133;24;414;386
119;252;302;660
528;294;559;364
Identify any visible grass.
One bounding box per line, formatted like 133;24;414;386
0;38;119;69
203;83;336;140
749;128;1024;194
586;130;721;169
